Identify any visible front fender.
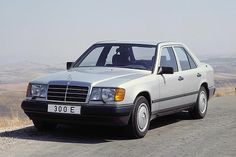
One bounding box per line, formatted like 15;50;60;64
118;75;158;106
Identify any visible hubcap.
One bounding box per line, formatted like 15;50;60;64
137;103;149;132
199;91;207;113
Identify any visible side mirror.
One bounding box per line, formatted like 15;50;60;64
158;66;174;74
66;62;74;70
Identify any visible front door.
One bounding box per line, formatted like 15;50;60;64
157;47;185;111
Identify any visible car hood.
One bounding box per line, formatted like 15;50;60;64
31;67;151;87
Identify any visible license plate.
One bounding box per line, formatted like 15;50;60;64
48;104;81;115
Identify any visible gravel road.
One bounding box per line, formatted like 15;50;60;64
0;96;236;157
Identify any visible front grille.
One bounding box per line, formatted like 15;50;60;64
47;85;88;102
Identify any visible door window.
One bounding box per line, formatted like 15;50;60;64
174;47;191;71
160;47;178;72
186;53;197;69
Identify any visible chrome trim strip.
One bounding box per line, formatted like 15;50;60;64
152;91;198;103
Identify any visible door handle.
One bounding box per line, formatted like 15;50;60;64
197;73;202;77
178;76;184;81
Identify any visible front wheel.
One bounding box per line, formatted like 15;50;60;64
128;96;150;138
189;86;208;119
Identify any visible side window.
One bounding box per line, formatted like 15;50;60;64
186;53;197;69
174;47;191;71
160;47;178;72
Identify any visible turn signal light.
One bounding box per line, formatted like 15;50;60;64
114;88;125;102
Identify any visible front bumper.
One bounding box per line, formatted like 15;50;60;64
21;100;133;126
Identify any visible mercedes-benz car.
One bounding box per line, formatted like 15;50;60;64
21;41;215;138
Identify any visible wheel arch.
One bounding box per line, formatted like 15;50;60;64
135;91;152;113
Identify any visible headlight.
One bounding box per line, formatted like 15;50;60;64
90;88;102;101
26;84;47;98
90;87;125;102
102;88;116;102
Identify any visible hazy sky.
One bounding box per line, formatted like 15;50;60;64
0;0;236;65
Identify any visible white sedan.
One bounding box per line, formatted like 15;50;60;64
22;41;215;138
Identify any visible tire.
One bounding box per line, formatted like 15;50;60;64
33;120;57;131
128;96;150;138
189;86;208;119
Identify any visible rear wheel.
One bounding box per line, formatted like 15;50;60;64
189;86;208;119
33;120;57;131
128;96;150;138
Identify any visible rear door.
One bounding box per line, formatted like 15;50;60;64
173;46;200;104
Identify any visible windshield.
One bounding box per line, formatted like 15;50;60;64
74;44;156;71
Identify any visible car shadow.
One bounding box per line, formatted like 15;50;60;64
0;112;193;144
150;111;193;130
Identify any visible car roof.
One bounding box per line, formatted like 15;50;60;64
95;40;184;47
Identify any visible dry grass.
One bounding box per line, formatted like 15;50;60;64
0;107;31;129
215;92;225;97
0;117;31;129
215;87;236;97
0;89;32;130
